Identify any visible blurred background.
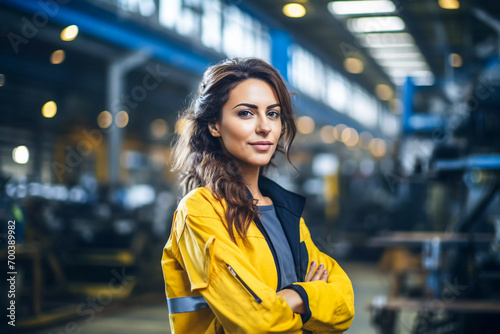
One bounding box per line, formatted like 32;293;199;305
1;0;500;333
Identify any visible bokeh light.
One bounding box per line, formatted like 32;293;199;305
449;53;463;67
344;57;364;74
370;138;387;157
283;3;306;18
98;110;112;128
50;50;66;64
439;0;460;10
297;116;315;134
61;25;79;41
375;84;393;101
334;124;347;141
12;145;29;164
151;119;169;138
42;101;57;118
115;110;129;128
320;125;336;143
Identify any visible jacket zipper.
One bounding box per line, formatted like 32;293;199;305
226;264;262;304
253;215;282;291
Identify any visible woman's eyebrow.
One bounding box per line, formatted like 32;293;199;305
232;103;281;110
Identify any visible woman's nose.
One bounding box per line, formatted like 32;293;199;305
256;114;271;134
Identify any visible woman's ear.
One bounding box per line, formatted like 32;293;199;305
208;122;221;137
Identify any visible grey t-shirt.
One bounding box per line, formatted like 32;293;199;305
258;204;298;290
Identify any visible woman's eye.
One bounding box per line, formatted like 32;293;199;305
268;111;280;118
238;110;253;117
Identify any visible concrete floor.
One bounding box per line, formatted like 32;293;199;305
344;262;390;334
31;261;390;334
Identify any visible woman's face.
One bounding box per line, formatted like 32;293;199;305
210;78;282;170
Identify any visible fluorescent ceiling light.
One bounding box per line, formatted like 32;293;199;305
370;51;423;60
439;0;460;10
378;60;429;68
358;32;415;48
347;16;405;33
409;70;435;77
385;68;430;76
328;1;396;15
386;69;434;79
368;46;420;54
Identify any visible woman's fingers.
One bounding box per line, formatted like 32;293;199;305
305;262;329;282
310;264;324;281
321;268;328;282
305;261;317;282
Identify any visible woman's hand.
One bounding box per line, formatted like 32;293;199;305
276;289;306;314
277;261;329;314
305;261;328;282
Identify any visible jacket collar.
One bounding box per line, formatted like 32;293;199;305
244;174;306;218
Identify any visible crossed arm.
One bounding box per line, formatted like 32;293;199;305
173;213;354;333
278;260;329;314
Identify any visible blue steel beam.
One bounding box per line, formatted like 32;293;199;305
0;0;213;75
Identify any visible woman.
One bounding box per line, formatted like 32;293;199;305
161;57;354;333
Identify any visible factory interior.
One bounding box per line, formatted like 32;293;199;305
1;0;500;333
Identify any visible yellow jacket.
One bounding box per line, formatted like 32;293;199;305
161;175;354;333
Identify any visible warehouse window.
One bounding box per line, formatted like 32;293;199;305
159;0;270;61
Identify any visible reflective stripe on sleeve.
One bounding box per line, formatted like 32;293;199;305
167;295;210;314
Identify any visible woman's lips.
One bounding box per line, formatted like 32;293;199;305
250;143;272;151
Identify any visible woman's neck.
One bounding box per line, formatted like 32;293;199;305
238;163;265;202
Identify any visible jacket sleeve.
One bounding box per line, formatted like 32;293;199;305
282;218;355;333
171;211;304;334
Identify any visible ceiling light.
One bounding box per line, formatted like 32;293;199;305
151;119;168;138
439;0;460;10
449;53;462;67
370;138;386;157
320;125;336;143
115;110;129;128
42;101;57;118
61;25;79;41
385;69;432;78
378;60;429;68
409;70;435;77
370;51;423;60
369;46;420;55
328;1;396;15
283;3;306;18
346;128;359;147
50;50;65;64
12;145;30;164
347;16;405;33
375;84;393;101
98;111;112;128
344;57;364;73
358;32;415;48
341;128;359;146
333;124;347;141
297;116;315;134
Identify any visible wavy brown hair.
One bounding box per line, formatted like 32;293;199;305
170;57;297;245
